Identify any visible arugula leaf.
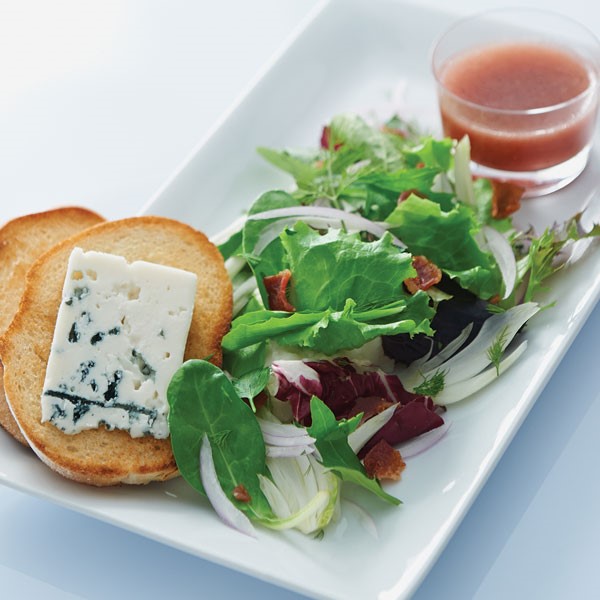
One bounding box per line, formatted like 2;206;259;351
256;114;458;214
386;195;502;299
167;360;272;520
307;397;401;505
256;147;322;189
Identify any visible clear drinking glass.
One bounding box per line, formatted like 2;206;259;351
432;9;600;197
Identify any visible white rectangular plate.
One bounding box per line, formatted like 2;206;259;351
1;1;599;599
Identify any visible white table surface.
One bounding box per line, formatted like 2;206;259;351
1;1;599;598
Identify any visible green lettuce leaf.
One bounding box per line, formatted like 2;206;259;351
279;223;415;310
403;137;453;170
246;221;418;310
229;223;435;354
222;296;433;355
386;195;502;298
307;396;401;505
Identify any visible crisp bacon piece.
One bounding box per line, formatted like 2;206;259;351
363;439;406;481
404;255;442;294
232;484;251;503
491;180;524;219
398;188;426;203
263;269;295;312
320;125;343;151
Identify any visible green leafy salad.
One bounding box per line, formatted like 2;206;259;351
166;113;599;537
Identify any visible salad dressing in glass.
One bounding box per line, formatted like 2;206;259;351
438;42;598;172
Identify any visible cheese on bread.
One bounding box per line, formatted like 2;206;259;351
42;248;197;439
0;216;232;485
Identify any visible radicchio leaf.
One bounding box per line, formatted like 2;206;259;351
269;358;444;453
357;397;444;458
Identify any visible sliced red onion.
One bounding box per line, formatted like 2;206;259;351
257;418;316;456
257;417;312;437
262;431;316;447
266;444;316;458
247;205;405;255
252;218;330;256
247;205;386;228
199;434;256;538
482;226;517;299
398;421;451;458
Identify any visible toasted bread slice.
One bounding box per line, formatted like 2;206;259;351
0;207;104;445
0;216;232;485
0;363;23;443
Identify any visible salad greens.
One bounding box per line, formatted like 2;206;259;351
257;224;415;311
516;213;600;303
307;397;400;505
223;297;433;356
168;112;599;538
168;360;377;533
385;195;502;298
167;360;272;521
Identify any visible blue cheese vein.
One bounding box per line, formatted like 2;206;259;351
41;247;197;438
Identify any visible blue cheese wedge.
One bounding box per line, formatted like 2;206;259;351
41;247;197;438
